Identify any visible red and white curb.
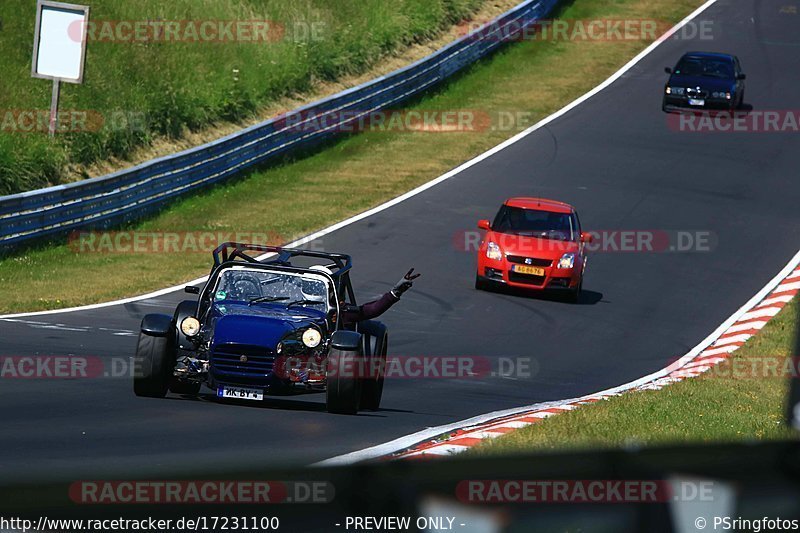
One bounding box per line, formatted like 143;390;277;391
388;262;800;459
318;249;800;466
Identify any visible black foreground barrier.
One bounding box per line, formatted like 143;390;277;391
2;440;800;532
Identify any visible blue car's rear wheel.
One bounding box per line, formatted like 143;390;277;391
133;332;172;398
326;348;362;415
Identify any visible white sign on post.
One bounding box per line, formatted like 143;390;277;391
31;1;90;136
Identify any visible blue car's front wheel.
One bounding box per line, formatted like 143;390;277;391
326;348;362;415
133;331;172;398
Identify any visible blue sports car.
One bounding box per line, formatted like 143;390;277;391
133;242;388;415
662;51;746;112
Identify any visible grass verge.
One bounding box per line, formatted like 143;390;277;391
471;299;799;456
0;0;704;314
0;0;487;194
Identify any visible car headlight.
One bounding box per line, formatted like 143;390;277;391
180;316;201;337
486;241;503;261
725;92;732;100
302;328;322;348
557;253;575;269
712;91;721;98
667;87;685;95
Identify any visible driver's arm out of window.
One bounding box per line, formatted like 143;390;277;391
342;292;400;325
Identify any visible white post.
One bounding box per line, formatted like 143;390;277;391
48;78;61;137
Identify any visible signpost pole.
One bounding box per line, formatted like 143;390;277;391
48;78;61;137
32;1;90;139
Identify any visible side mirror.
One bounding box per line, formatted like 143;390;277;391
478;219;491;231
580;232;593;244
737;73;746;80
185;285;200;294
664;67;672;74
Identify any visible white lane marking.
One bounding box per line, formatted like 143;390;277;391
0;0;718;320
0;319;136;336
27;324;90;332
0;318;50;325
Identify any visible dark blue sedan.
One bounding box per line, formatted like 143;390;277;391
662;52;746;112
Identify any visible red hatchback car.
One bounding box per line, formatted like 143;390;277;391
475;197;592;302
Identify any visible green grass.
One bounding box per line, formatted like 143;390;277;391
0;0;704;313
0;0;485;194
472;300;799;456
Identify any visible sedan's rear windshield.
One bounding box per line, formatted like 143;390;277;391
492;206;577;241
674;57;734;78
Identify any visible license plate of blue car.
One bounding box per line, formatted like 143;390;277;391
218;386;263;401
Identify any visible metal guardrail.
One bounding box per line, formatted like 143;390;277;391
0;0;559;251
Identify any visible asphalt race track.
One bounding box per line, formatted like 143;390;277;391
2;0;799;477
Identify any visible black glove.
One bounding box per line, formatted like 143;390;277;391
391;268;420;298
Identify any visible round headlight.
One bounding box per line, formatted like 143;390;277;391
302;328;322;348
180;316;201;337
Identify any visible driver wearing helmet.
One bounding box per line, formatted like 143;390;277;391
309;266;420;327
299;276;327;303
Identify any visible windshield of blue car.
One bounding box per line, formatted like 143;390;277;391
674;57;734;79
212;268;331;311
492;206;577;241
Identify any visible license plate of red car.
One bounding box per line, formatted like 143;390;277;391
512;264;545;276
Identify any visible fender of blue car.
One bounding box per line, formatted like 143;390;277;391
331;330;361;351
140;314;172;337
